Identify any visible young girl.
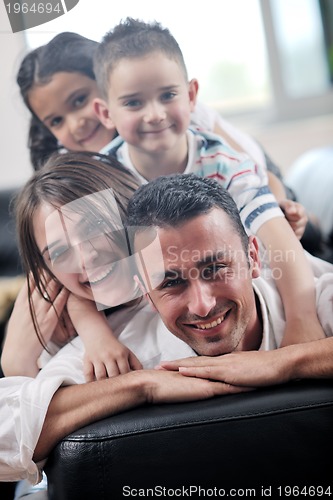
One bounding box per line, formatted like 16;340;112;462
16;32;112;169
1;152;146;380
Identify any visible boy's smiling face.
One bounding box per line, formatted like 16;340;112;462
98;51;197;158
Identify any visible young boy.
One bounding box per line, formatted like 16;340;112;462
93;17;325;347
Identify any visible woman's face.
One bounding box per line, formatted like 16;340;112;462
33;198;137;308
28;72;115;153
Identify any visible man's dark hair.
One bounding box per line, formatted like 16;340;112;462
127;174;249;251
94;17;188;99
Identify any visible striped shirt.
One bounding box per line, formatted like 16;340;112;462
105;128;283;235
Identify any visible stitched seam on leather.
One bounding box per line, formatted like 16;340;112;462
65;401;333;441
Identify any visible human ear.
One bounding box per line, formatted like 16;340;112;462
93;98;115;130
188;79;199;111
248;236;261;278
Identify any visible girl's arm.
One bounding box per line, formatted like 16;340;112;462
67;294;142;382
257;216;325;346
1;278;71;377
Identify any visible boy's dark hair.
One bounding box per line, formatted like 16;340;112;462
126;173;249;251
17;32;98;170
94;17;188;99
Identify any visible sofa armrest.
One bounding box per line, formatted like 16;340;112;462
45;379;333;499
0;189;22;278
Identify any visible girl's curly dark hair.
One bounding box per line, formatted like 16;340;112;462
17;32;98;170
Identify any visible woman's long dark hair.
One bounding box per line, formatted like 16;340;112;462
14;151;140;348
17;32;99;170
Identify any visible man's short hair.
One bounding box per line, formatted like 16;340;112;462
126;173;249;252
94;17;188;99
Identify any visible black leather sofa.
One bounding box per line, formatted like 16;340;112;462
45;379;333;500
0;188;23;372
0;188;22;500
0;189;22;368
0;188;22;279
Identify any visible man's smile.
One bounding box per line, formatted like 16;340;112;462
183;309;232;332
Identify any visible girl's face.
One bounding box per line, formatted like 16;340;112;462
28;72;115;153
33;199;137;308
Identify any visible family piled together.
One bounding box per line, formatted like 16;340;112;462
1;18;333;498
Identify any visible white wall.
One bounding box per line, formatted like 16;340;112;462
1;1;32;190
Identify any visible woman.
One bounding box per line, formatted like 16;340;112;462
1;152;147;380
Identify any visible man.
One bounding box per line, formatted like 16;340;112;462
126;173;333;384
1;174;332;488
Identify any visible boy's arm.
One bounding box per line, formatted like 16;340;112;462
67;295;142;382
257;217;325;346
223;153;323;346
1;279;69;377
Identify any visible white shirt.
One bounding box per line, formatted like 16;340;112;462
0;301;194;485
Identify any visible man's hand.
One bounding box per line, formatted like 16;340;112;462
158;350;296;388
138;369;251;404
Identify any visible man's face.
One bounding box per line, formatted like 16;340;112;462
136;208;262;356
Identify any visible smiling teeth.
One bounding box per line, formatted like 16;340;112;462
88;263;115;285
197;316;225;330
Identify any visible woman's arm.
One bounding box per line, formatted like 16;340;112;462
1;279;70;377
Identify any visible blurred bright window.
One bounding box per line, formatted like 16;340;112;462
271;0;330;97
24;0;333;119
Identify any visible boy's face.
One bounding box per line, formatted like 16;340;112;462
95;52;198;155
